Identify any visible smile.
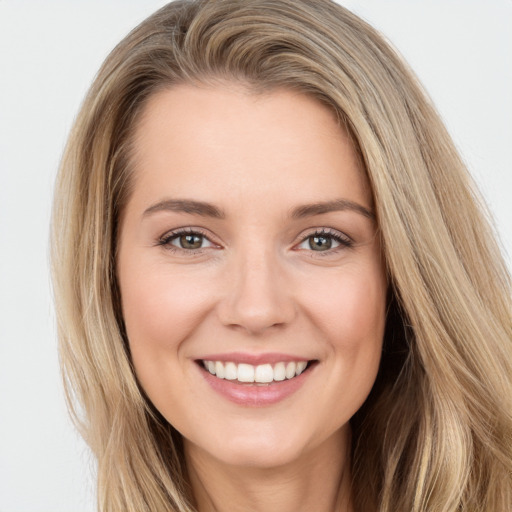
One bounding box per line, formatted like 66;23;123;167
202;360;308;384
196;356;317;406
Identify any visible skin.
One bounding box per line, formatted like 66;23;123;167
117;83;387;512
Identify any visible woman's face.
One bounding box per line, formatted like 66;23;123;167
117;84;387;468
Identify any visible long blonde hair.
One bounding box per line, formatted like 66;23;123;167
51;1;512;510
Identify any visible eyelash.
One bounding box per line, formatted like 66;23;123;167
157;227;213;255
297;228;354;256
157;227;353;256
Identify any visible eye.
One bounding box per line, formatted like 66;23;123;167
172;232;210;250
158;228;216;252
296;229;353;253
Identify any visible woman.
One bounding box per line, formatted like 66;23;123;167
51;0;512;510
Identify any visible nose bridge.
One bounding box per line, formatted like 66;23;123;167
218;241;295;334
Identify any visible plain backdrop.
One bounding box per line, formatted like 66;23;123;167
0;1;510;511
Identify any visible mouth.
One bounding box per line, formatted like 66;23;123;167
197;359;317;385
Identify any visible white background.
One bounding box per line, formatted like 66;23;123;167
0;1;510;511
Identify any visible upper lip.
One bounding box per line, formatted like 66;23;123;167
196;352;314;365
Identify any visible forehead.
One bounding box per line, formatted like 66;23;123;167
128;84;371;213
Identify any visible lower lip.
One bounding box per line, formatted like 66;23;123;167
197;363;315;407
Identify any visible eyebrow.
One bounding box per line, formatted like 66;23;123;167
142;198;374;220
290;198;374;220
143;199;225;219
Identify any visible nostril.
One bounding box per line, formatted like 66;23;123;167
216;268;296;333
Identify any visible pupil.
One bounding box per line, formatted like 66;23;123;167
181;234;202;249
310;235;331;251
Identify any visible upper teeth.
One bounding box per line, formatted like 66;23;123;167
203;360;308;383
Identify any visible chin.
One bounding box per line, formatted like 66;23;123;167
185;420;335;470
225;442;301;469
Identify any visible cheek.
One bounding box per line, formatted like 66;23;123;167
118;260;220;419
119;260;215;362
303;262;386;406
307;265;387;347
341;278;385;343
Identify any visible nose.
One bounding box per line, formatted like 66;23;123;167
216;246;296;335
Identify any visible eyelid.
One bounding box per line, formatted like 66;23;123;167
293;227;354;253
156;226;353;256
157;226;220;253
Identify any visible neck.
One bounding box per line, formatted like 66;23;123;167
185;426;354;512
